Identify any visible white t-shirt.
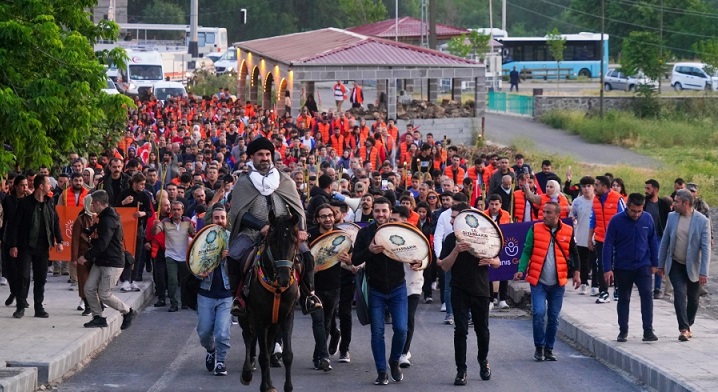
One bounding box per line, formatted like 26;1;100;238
571;196;594;247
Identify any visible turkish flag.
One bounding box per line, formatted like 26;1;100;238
137;142;152;165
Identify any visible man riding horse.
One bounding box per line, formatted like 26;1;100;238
228;137;321;316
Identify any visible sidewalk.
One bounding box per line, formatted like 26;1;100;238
508;280;718;392
0;273;153;392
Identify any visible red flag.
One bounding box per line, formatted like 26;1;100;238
138;143;151;165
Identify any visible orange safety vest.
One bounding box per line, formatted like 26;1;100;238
592;190;622;243
359;146;381;170
351;86;363;104
387;125;399;142
526;222;573;287
444;166;466;186
482;165;496;187
513;190;537;222
329;134;344;157
316;123;331;145
484;209;512;224
537;193;570;220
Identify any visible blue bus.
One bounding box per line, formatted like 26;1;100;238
498;32;609;79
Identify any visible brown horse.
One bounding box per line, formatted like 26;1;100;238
239;214;300;392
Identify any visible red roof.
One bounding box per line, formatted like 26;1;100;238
347;17;469;39
235;28;477;67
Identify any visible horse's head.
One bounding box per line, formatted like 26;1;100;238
264;213;299;288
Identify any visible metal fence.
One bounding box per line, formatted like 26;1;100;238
487;91;534;116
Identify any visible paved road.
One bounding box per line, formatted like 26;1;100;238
58;301;645;392
484;113;658;168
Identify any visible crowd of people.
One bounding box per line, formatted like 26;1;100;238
0;89;712;385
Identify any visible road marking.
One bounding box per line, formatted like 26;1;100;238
146;332;197;392
569;354;591;359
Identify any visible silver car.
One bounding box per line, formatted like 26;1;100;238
604;69;658;91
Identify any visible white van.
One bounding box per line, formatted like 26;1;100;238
152;81;187;103
670;62;718;91
214;47;237;74
117;49;165;97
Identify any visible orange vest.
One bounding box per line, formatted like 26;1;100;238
526;222;573;287
359;146;381;170
316;123;331;144
351;86;363;104
537;194;570;220
513;190;537;222
482;165;496;187
387;125;399;142
484;209;512;224
59;187;90;207
329;134;344;156
444;166;466;186
408;210;420;226
592;190;622;243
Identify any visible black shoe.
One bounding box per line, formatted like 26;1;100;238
121;309;137;330
328;330;340;356
82;307;92;316
5;294;14;307
374;372;389;385
544;348;557;361
617;331;628;342
653;289;663;300
642;330;658;342
214;361;227;376
20;300;29;309
318;357;332;372
205;350;215;371
34;309;49;318
454;370;467;385
154;300;166;307
181;304;189;310
534;346;544;361
389;360;402;382
12;308;24;318
168;305;179;312
84;315;108;328
479;360;491;380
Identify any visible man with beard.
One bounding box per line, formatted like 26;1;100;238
353;193;374;223
59;172;89;207
2;175;29;308
644;179;672;299
99;158;130;207
118;173;152;290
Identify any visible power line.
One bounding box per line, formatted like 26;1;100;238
612;0;718;20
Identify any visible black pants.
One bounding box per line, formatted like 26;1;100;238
669;261;701;331
422;262;437;299
17;249;50;310
331;280;355;354
310;288;339;361
153;254;168;300
2;244;19;299
491;280;508;302
452;288;490;372
403;294;420;354
593;241;608;292
577;246;593;285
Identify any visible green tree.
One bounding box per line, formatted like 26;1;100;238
141;0;186;40
338;0;389;27
0;0;133;171
447;30;491;61
620;31;666;83
693;39;718;74
547;28;566;89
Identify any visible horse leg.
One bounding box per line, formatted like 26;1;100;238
258;327;276;392
281;313;295;392
251;335;258;371
241;327;254;385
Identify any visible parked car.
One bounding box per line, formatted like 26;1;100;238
206;52;224;64
152;81;187;103
214;48;237;74
102;79;119;95
670;62;718;91
603;69;658;92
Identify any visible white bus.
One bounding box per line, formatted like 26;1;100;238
95;23;228;57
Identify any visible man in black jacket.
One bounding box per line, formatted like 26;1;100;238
78;190;137;330
352;197;415;385
306;175;333;225
7;174;64;319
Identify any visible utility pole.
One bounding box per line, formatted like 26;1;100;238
188;0;199;57
599;0;605;118
659;0;663;93
429;0;437;49
395;0;398;41
502;0;506;32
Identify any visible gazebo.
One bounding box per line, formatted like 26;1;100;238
347;17;470;47
233;27;485;121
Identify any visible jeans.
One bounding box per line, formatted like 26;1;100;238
593;241;608;292
196;295;232;362
577;246;593;285
330;281;354;354
668;261;701;331
166;257;189;307
530;282;565;349
84;265;129;317
444;270;453;315
368;283;408;373
310;289;339;361
615;266;654;333
452;288;490;371
403;294;420;354
17;249;49;310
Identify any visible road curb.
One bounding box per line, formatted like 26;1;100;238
2;282;154;391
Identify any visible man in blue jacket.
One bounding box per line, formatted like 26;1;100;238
603;193;658;343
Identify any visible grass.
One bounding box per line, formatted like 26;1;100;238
537;110;718;205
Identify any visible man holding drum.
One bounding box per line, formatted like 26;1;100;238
440;202;500;385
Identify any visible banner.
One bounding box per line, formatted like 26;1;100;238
50;206;139;262
489;218;573;282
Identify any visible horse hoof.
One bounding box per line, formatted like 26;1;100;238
250;357;257;371
240;372;252;385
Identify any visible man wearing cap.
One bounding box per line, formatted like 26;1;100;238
228;137;319;316
686;183;710;217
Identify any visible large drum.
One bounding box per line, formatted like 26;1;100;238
186;224;229;278
373;222;431;270
309;230;353;272
336;222;361;244
452;209;504;258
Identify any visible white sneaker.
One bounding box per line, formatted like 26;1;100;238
499;300;509;309
0;277;7;286
68;281;78;291
489;302;494;311
440;303;446;312
231;316;239;325
273;342;283;355
77;299;85;311
120;281;131;292
405;351;411;360
130;282;141;292
590;287;599;296
431;281;438;291
398;354;411;368
579;284;588;295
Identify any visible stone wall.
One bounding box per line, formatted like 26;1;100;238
533;95;718;118
367;117;482;146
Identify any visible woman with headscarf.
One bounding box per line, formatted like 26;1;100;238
527;179;571;220
71;194;98;316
